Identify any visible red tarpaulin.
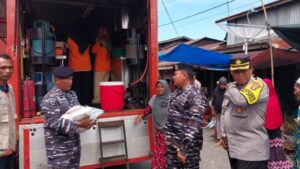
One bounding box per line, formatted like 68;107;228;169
233;48;300;69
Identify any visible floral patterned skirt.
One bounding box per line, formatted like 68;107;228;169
152;128;166;169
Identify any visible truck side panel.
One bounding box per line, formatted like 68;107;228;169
7;0;22;118
19;115;150;169
147;0;158;153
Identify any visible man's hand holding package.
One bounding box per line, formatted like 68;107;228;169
76;117;95;129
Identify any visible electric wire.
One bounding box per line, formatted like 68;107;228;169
159;0;235;27
227;0;230;16
160;0;180;37
159;0;261;33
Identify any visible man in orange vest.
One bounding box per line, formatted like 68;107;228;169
68;21;92;105
91;27;111;104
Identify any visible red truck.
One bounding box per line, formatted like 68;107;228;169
0;0;158;168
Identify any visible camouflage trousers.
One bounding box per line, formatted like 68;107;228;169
46;145;80;169
166;144;200;169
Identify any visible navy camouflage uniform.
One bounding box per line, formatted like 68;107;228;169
41;86;80;169
165;84;206;169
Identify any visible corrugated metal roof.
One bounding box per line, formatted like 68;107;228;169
184;37;222;45
216;38;291;53
215;0;293;23
231;47;300;69
159;36;193;44
159;37;224;53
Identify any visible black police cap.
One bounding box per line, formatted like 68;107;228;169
174;63;195;74
230;55;251;71
52;66;74;79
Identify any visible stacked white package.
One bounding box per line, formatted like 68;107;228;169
62;105;104;133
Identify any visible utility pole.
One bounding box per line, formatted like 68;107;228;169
260;0;275;86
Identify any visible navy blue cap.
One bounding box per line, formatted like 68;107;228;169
174;63;195;74
52;66;74;79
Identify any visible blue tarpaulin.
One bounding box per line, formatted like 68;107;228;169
159;44;231;70
158;52;164;58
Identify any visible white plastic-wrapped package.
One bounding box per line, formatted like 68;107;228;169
63;106;92;121
61;105;104;133
88;107;104;120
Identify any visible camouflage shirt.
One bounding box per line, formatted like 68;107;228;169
41;86;80;169
165;84;206;156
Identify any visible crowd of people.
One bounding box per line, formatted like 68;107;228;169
1;51;300;169
134;55;295;169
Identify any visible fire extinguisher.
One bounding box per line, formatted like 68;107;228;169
23;78;36;118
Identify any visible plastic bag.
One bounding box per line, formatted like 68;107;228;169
62;105;104;133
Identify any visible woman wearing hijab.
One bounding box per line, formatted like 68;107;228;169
135;80;170;169
263;78;292;169
212;77;227;140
